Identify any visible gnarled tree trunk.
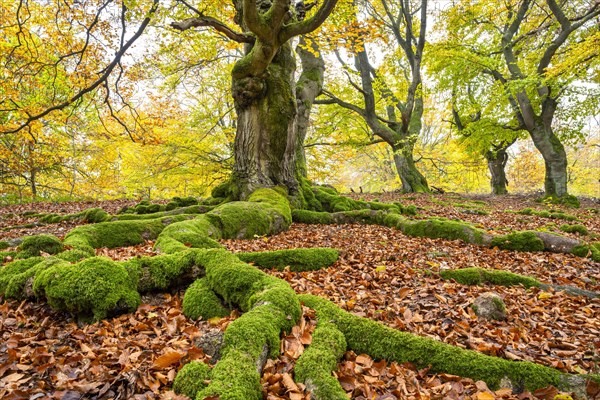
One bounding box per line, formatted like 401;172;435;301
529;124;568;197
392;141;429;193
232;43;299;199
485;148;509;195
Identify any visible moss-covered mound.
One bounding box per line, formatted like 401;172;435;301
17;234;64;258
237;248;339;271
440;267;541;288
559;224;588;235
33;257;141;320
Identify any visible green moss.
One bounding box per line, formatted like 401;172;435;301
1;250;17;259
490;231;545;252
300;294;574;392
0;257;44;294
172;361;211;399
292;210;334;224
571;243;600;262
294;321;347;399
4;257;66;299
400;219;485;244
0;241;10;250
237;248;339;271
559;224;588;235
196;351;262;400
154;216;222;254
205;189;291;239
55;249;92;263
541;194;580;208
17;234;64;258
79;208;110;223
33;257;140;320
440;267;541;288
64;218;171;252
182;277;230;320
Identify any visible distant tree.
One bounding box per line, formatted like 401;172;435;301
435;0;600;199
319;0;430;193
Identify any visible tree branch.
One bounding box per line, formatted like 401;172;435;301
280;0;338;41
3;0;160;135
171;16;255;43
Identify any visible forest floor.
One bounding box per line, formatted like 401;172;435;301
0;192;599;400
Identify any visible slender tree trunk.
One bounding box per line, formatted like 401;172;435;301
528;124;568;197
30;169;37;198
295;37;325;177
485;148;509;195
231;43;299;199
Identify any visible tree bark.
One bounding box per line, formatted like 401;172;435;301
528;124;568;197
295;37;325;178
231;43;299;199
392;141;429;193
485;148;509;195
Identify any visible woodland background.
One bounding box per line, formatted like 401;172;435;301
1;0;598;203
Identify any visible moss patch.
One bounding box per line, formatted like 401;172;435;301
17;234;64;258
33;257;141;321
571;242;600;262
440;267;540;288
182;277;230;320
172;361;211;398
237;248;339;271
490;231;545;252
559;224;588;235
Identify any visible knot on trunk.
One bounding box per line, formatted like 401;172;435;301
232;75;266;109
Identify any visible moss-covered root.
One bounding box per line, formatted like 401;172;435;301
64;216;190;255
33;257;140;321
309;185;417;215
172;361;211;399
182;277;230;320
237;248;339;272
294;321;347;399
299;294;598;394
191;248;301;399
40;207;110;224
293;209;490;245
154;188;292;254
440;267;541;288
17;234;64;258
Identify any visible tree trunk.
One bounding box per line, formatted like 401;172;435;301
295;37;325;178
528;124;568;197
485;148;509;195
30;169;37;198
392;142;429;193
231;43;299;199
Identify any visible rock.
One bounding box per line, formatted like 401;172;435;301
472;292;506;321
194;330;224;364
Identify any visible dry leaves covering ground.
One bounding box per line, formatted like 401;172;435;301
1;193;599;399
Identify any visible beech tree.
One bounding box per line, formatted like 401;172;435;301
319;0;430;193
436;0;600;199
172;0;338;199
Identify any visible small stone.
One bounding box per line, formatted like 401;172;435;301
194;330;224;364
472;292;506;321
